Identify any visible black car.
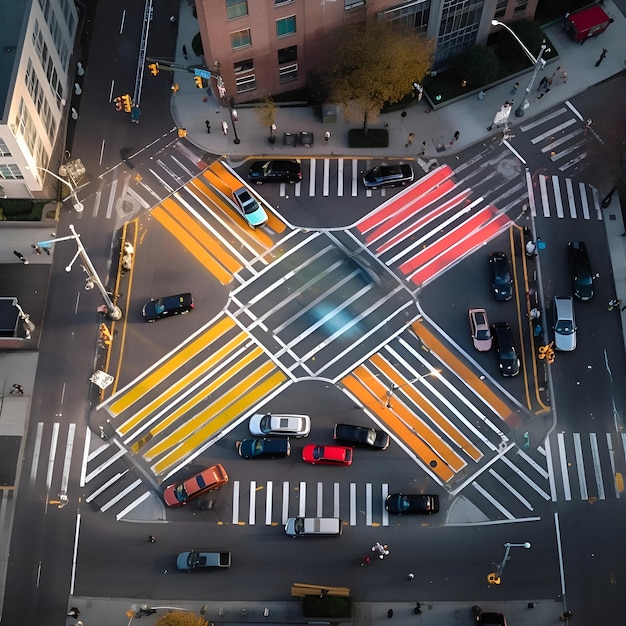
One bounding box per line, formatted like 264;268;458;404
237;437;290;459
248;160;302;184
489;252;513;301
491;322;520;377
333;423;390;450
142;293;194;322
385;493;440;515
362;164;414;190
477;612;507;626
568;241;593;300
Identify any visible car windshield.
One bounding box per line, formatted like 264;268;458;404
259;414;272;433
172;483;189;502
154;299;165;314
188;551;200;567
495;264;510;284
555;320;574;334
252;439;263;454
294;518;304;534
501;348;516;360
398;496;410;511
476;329;490;340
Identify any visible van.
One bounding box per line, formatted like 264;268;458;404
568;241;593;301
563;6;611;42
284;517;342;537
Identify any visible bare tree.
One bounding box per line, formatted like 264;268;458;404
256;95;278;143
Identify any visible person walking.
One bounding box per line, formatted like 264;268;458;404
453;130;460;141
405;132;415;148
407;573;415;580
538;76;548;91
13;250;28;265
182;44;188;59
205;120;211;134
148;534;156;543
595;48;607;67
324;131;331;142
510;82;519;94
559;610;573;621
67;607;80;618
360;555;371;566
419;141;426;156
608;298;622;311
10;384;24;395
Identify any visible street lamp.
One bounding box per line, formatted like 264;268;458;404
487;541;531;585
28;165;84;212
491;20;550;118
385;369;442;408
37;225;122;320
12;299;35;339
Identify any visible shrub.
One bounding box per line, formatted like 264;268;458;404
302;596;352;618
348;128;389;148
191;32;203;57
455;46;500;87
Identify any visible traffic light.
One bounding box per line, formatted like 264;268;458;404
114;97;123;111
121;94;132;112
148;63;159;76
194;76;203;89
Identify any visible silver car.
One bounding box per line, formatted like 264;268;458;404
249;413;311;437
553;295;577;351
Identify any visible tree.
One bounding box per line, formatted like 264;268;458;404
326;18;434;133
155;611;208;626
256;95;278;143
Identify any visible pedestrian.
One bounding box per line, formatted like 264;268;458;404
67;607;80;618
324;131;331;142
372;542;384;553
205;120;211;134
31;244;42;255
10;384;24;396
419;141;426;156
477;90;485;100
595;48;607;67
182;44;188;59
538;76;548;91
148;534;156;543
560;68;568;83
414;603;422;615
607;298;622;311
453;130;460;141
405;132;415;148
361;555;371;566
511;82;519;94
559;610;573;621
530;308;541;320
407;573;415;580
13;250;28;265
387;609;394;619
169;15;177;24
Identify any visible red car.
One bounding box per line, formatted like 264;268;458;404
163;464;228;507
302;444;353;466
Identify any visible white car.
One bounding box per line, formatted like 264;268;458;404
249;413;311;438
232;187;268;228
468;308;492;351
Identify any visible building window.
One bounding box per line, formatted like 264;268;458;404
234;58;254;74
0;164;24;180
230;29;252;49
514;0;528;12
279;63;298;83
379;0;430;32
0;139;11;157
276;16;296;38
226;0;248;19
236;74;256;93
494;0;507;18
345;0;365;9
275;0;293;5
278;45;297;64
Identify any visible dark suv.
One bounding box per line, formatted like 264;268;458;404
568;241;593;300
334;423;390;450
142;293;194;322
491;322;520;376
248;160;302;184
362;164;414;190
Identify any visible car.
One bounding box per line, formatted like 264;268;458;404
385;493;440;515
568;241;594;300
362;164;414;190
302;444;353;466
468;308;492;351
333;423;390;450
176;550;231;571
553;295;577;351
237;437;291;459
491;322;520;376
284;517;343;537
489;252;513;301
163;464;228;507
232;187;268;228
476;611;507;626
249;413;310;438
248;160;302;184
142;293;194;322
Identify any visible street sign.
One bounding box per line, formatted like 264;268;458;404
194;69;212;80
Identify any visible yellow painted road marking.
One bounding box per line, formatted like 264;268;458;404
109;317;236;416
151;205;233;285
411;320;522;429
151;367;288;475
369;354;482;463
117;330;249;437
342;368;454;483
161;197;242;274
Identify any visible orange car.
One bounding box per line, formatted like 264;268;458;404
163;464;228;507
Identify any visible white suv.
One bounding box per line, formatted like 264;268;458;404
249;413;311;437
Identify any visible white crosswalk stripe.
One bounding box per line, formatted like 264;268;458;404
531;173;600;220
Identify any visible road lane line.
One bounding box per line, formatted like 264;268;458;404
309;159;316;196
589;433;605;500
100;478;142;512
266;481;273;525
31;422;44;485
334;482;340;518
501;455;550;500
565;178;577;219
573;433;587;500
84;447;126;483
323;159;330;196
105;178;118;220
337;159;344;197
544;436;557;501
249;481;256;525
516;448;549;479
579;182;590;219
607;433;619;499
381;484;389;526
299;481;306;517
46;423;59;494
530;118;577;144
282;482;289;525
60;424;75;496
539;175;550;217
552;176;564;218
366;483;372;527
489;468;534;510
317;482;323;517
233;481;240;524
520;107;568;131
472;482;515;519
115;491;152;521
351;160;358;196
350;483;356;525
556;433;571;501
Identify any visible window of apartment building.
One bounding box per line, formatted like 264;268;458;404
32;21;64;108
514;0;528;13
230;28;252;49
226;0;248;19
278;45;297;64
0;139;11;157
379;0;431;32
236;74;256;93
435;0;482;64
276;16;296;38
0;164;24;180
279;63;298;83
234;58;254;73
275;0;294;5
345;0;365;9
494;0;507;18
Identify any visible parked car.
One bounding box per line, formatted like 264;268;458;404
489;252;513;301
142;293;194;322
232;187;268;228
249;413;310;437
385;493;440;515
491;322;520;376
163;464;228;507
468;308;492;351
302;444;353;466
568;241;594;300
237;437;291;459
475;611;507;626
362;164;414;190
248;160;302;184
553;295;577;351
333;423;390;450
176;550;231;571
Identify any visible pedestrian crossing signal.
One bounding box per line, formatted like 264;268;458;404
194;76;203;89
114;97;123;111
148;63;159;76
121;94;132;112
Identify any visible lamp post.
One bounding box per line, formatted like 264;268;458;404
37;225;122;320
12;299;35;339
28;165;84;212
487;541;531;585
491;20;550;118
385;369;442;408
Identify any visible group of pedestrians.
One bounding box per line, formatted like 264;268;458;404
361;542;390;564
